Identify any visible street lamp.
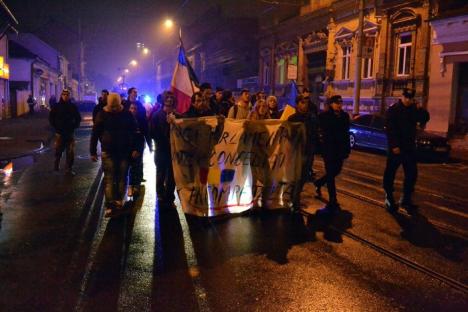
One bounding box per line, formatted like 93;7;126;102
129;59;138;67
124;68;129;73
164;18;174;30
142;47;150;55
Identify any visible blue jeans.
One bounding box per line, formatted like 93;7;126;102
101;152;129;206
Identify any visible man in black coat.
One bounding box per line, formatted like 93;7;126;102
49;89;82;174
314;95;350;214
150;91;181;207
383;88;430;214
288;94;317;211
92;89;109;123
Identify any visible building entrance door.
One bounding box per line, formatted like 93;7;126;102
306;51;326;105
455;62;468;135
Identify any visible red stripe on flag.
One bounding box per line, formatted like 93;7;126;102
172;87;192;114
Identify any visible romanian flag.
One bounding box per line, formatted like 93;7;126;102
171;43;199;114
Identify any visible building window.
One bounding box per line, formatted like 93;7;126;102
397;32;412;76
363;57;373;78
263;63;270;85
276;58;285;85
342;46;351;80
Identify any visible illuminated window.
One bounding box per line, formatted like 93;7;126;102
342;46;351;80
363;57;373;78
276;58;285;85
397;33;412;76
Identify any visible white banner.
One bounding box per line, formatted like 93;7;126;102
171;117;305;216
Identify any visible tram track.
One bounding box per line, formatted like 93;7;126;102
301;184;468;295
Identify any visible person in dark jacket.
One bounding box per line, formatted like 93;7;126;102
288;94;317;211
150;91;180;207
218;90;235;117
49;89;82;174
267;95;281;119
27;94;36;114
183;91;215;118
314;95;350;214
90;93;140;216
92;89;109;123
383;88;430;214
127;102;147;198
123;87;152;186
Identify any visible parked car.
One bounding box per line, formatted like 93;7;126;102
349;114;451;159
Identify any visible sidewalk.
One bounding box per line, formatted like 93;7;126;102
0;109;53;162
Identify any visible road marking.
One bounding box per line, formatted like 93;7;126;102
75;210;108;312
176;203;211;312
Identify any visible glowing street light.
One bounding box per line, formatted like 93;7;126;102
117;76;123;83
142;47;150;55
129;59;138;67
164;18;174;29
124;68;129;73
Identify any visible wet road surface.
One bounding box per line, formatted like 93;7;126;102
0;126;467;311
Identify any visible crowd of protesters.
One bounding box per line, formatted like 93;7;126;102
47;81;429;218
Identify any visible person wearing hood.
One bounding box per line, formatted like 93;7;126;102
49;89;82;175
90;92;140;217
314;95;350;215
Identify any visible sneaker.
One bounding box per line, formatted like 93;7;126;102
400;201;418;215
385;194;398;213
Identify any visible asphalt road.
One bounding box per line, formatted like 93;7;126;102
0;124;467;311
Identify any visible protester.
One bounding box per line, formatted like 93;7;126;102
90;93;140;217
314;95;350;215
127;102;147;198
302;89;319;180
248;99;270;120
150;91;180;207
383;88;430;214
200;82;217;114
228;89;251;119
212;87;224;113
92;89;109;123
49;89;82;175
267;95;281;119
288;95;316;211
27;94;36;115
48;95;57;110
218;89;235;117
123;87;152;186
183;91;215;117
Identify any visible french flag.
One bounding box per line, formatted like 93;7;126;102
171;44;199;113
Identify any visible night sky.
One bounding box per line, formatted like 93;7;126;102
7;0;301;93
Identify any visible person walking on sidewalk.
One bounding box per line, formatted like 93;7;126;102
90;93;140;217
314;95;350;215
49;89;81;175
27;94;36;115
383;88;430;215
149;91;180;208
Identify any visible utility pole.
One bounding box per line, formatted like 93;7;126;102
353;0;365;116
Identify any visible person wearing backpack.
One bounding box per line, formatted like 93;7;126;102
228;89;251;119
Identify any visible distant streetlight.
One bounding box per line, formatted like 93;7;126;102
117;76;123;83
164;18;174;30
142;47;150;55
124;68;129;73
129;59;138;67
